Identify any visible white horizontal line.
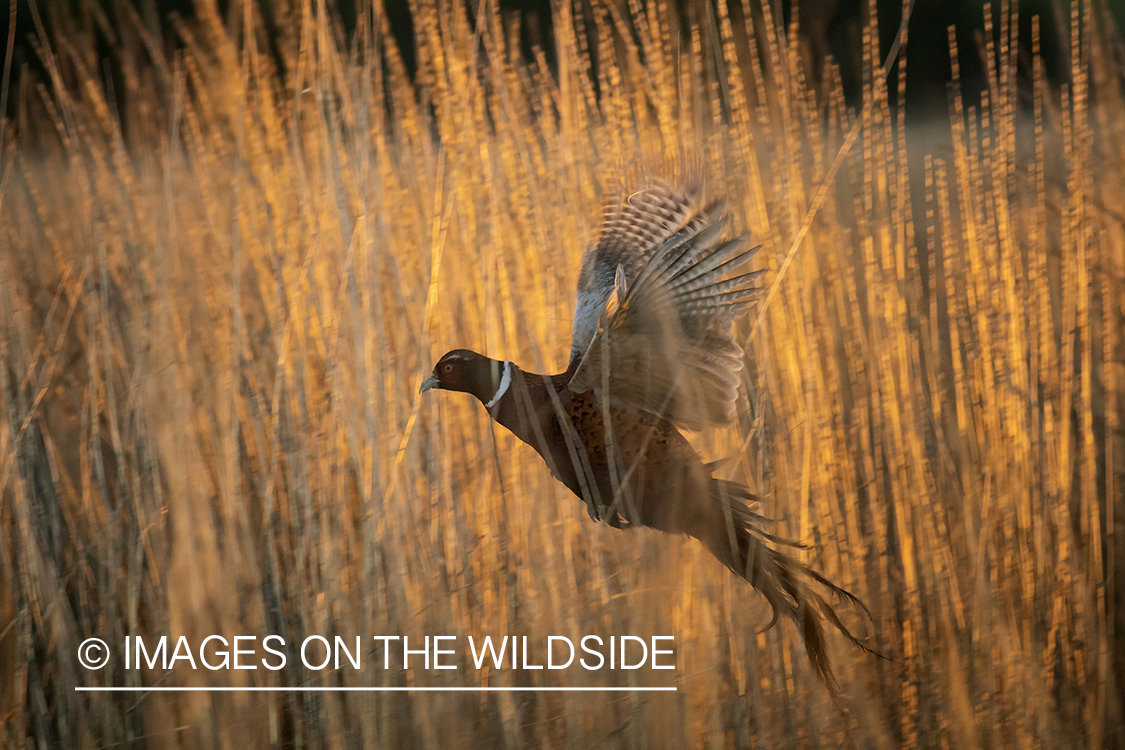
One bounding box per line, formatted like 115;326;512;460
76;686;677;693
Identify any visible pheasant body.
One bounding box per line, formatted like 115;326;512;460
421;181;871;687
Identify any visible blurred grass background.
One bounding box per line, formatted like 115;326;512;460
1;0;1123;747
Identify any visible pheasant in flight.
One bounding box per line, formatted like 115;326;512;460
421;181;870;686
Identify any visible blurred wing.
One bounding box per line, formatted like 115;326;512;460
568;182;713;366
568;197;764;430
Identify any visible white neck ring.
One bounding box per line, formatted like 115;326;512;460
485;361;513;409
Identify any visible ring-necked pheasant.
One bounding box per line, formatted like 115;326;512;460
421;181;871;687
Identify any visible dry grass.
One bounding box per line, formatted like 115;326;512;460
1;0;1122;747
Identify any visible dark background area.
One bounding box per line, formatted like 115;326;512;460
0;0;1114;127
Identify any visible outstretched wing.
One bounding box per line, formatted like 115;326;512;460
568;186;764;430
568;182;713;366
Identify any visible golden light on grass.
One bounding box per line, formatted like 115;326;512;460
0;0;1122;747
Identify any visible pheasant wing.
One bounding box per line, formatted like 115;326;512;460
568;182;713;367
568;193;764;430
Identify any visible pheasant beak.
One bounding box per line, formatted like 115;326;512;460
419;372;440;394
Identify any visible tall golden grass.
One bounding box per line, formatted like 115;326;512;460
1;0;1122;747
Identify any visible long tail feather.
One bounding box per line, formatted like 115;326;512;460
689;479;878;690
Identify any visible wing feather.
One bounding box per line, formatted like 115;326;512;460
568;183;709;365
567;183;764;429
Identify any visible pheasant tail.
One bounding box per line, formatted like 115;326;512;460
688;480;874;690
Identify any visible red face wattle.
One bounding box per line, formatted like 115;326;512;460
439;360;461;387
421;350;480;395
